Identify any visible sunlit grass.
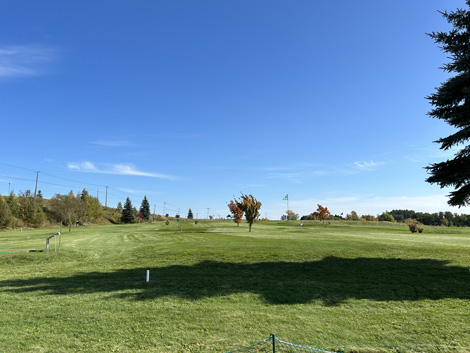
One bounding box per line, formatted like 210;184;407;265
0;220;469;352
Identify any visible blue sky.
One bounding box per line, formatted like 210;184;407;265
0;0;467;219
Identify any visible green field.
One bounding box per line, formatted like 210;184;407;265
0;220;469;352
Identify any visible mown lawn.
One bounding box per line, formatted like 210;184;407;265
0;220;469;352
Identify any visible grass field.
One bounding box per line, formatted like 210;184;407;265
0;220;469;352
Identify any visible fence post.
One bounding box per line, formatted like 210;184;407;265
271;333;276;353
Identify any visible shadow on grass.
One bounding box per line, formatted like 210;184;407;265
1;257;469;305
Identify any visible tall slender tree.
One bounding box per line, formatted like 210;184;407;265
121;197;134;223
426;2;470;206
187;208;194;219
140;196;151;221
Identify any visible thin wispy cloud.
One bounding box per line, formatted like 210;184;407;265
351;160;385;171
69;161;97;172
310;170;329;177
261;161;384;179
67;161;173;179
0;44;58;78
117;188;161;196
117;188;142;195
259;162;328;181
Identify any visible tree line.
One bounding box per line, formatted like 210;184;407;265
3;189;469;230
0;190;196;230
385;209;470;227
297;208;470;227
0;189;104;230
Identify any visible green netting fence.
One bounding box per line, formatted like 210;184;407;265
0;249;38;254
225;334;342;353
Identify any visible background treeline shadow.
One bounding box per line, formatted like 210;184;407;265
2;257;469;305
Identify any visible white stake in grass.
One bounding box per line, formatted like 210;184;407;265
146;270;150;283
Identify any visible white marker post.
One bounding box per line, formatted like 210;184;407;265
146;270;150;283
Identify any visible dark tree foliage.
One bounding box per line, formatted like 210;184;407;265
426;2;470;206
187;208;194;219
0;195;12;229
139;196;151;221
387;209;470;227
388;209;416;223
121;197;134;223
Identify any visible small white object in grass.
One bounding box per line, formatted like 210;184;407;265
146;270;150;283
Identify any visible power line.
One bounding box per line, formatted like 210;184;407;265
0;162;36;173
0;162;107;188
1;163;223;213
0;174;35;182
40;171;106;187
0;173;95;191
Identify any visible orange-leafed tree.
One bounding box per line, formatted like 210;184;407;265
312;204;331;225
228;200;244;226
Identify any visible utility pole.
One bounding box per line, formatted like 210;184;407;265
153;204;156;221
163;202;166;215
34;171;40;198
97;189;99;201
207;208;210;219
105;186;108;208
8;183;10;195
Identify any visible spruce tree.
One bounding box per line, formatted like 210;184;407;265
139;196;151;221
187;208;194;219
121;197;134;223
426;2;470;206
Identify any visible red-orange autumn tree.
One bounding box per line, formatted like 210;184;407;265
312;204;331;225
228;200;244;226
